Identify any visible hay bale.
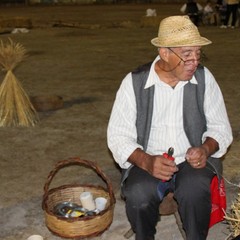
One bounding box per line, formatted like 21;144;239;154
0;28;12;35
0;17;32;29
31;95;64;112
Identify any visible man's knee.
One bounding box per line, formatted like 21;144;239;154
124;181;157;204
175;166;212;202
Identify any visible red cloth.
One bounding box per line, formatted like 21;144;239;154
209;176;226;228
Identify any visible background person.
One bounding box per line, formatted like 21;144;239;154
216;0;227;25
220;0;239;28
107;15;233;240
203;0;218;25
180;0;203;26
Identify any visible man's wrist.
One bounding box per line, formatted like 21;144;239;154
202;137;219;157
128;148;152;170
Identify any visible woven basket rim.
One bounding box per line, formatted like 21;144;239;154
43;183;114;220
43;183;111;204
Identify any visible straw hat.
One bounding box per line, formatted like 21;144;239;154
151;15;212;48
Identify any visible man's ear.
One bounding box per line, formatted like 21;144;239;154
158;48;170;63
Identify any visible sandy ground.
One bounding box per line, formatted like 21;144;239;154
0;3;239;240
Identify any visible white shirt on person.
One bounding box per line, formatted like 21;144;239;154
107;56;233;169
204;4;214;14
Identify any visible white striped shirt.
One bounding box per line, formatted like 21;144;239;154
107;56;233;169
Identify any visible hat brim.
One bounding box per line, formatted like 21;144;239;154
151;36;212;48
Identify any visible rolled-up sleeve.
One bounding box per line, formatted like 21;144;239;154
202;67;233;157
107;73;143;169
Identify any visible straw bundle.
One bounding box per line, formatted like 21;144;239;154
0;38;38;127
225;192;240;238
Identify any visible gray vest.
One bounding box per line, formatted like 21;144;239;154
121;62;221;185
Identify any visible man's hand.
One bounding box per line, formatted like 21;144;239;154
128;148;178;181
147;155;178;181
185;137;219;169
185;146;208;168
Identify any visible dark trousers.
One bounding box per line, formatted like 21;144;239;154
224;4;239;26
122;162;215;240
188;14;200;26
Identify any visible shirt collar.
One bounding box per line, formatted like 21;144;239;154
144;56;198;89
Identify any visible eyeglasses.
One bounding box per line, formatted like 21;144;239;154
168;48;201;66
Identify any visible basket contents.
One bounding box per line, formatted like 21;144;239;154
53;192;108;219
80;191;96;211
95;197;107;211
53;201;98;218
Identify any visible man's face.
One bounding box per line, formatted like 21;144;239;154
167;46;202;81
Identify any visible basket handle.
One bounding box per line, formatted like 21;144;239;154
43;157;115;205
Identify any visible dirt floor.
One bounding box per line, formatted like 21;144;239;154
0;3;239;240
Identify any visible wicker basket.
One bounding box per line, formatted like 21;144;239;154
42;157;115;239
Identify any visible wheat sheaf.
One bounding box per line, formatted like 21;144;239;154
0;38;38;127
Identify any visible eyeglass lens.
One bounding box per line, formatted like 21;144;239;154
168;48;202;65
